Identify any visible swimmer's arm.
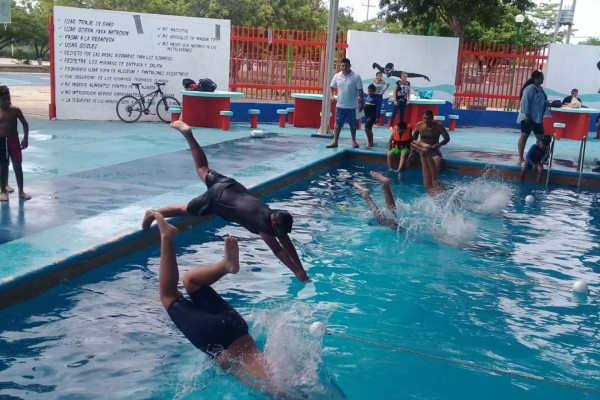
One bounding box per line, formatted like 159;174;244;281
435;126;450;148
411;128;419;141
260;232;309;282
16;108;29;148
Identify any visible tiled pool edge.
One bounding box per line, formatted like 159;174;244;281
0;151;344;309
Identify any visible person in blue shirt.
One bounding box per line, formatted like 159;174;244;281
363;84;380;147
520;135;552;183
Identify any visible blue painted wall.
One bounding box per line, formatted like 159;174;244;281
231;101;600;133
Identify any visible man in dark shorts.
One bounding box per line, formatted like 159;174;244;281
142;121;309;282
152;211;273;391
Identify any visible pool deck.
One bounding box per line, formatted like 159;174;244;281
2;116;600;307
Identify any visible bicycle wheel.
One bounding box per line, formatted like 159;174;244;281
116;95;143;122
156;96;181;123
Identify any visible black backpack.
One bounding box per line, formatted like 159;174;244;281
198;78;217;92
550;99;562;108
182;78;198;90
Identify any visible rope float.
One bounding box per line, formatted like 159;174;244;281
325;331;600;395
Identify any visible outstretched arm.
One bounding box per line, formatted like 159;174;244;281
260;232;309;282
16;108;29;149
372;63;384;73
394;72;430;82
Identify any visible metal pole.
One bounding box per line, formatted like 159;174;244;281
507;21;522;111
566;0;576;44
317;0;339;135
552;0;565;43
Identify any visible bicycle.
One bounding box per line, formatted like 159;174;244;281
116;82;180;123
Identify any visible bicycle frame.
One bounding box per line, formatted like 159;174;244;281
134;84;165;112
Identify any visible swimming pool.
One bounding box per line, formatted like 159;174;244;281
0;161;598;399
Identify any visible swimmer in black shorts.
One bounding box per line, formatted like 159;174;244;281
152;211;273;391
142;121;309;282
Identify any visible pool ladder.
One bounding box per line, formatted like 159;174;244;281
577;136;588;189
545;134;556;186
545;135;588;189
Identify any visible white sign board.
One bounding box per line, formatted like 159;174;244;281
346;31;459;102
54;7;230;120
545;43;600;109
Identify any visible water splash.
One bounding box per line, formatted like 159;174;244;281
248;302;345;399
392;173;513;247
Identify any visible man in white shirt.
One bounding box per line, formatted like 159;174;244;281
326;58;365;148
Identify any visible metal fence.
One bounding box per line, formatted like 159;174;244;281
230;26;347;101
454;42;548;111
230;28;548;110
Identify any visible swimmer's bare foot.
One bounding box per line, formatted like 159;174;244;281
170;120;193;137
370;171;391;187
5;185;14;193
142;209;156;230
353;182;371;198
222;236;240;274
0;192;7;201
151;211;178;239
19;191;31;200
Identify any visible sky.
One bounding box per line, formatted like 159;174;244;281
338;0;599;43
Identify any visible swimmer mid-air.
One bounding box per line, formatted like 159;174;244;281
372;62;431;82
142;121;309;282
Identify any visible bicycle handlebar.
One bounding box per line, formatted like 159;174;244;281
156;82;166;87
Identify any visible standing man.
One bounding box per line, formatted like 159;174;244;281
0;85;31;201
326;58;367;148
410;110;450;173
142;121;309;283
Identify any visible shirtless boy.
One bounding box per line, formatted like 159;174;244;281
409;110;450;172
0;86;30;201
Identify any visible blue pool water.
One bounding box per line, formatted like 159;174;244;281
1;162;599;399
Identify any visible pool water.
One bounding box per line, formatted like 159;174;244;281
1;162;599;399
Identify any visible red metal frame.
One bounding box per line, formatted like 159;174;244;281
454;41;548;111
48;15;56;119
230;26;348;101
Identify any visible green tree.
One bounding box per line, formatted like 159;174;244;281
0;2;36;52
19;1;51;64
579;38;600;46
378;0;534;39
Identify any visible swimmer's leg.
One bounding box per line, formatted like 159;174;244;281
171;120;210;183
182;236;240;295
397;151;409;172
370;171;395;211
153;211;183;309
354;181;397;229
142;204;190;230
0;163;8;201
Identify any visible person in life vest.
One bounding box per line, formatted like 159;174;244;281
387;121;412;172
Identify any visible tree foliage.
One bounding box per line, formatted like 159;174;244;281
378;0;535;39
579;38;600;46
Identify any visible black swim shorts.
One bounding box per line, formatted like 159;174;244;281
186;169;239;216
167;286;249;357
520;121;545;139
